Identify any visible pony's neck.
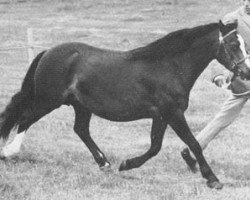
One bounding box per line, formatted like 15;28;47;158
129;23;219;62
181;28;220;91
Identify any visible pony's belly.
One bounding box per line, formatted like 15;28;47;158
93;109;150;122
79;97;151;121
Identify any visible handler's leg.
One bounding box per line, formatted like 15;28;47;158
181;94;248;172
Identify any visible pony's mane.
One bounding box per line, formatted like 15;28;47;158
129;23;219;60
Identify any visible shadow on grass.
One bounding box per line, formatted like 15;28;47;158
119;173;141;181
214;161;250;181
223;181;250;188
1;155;44;165
1;152;76;169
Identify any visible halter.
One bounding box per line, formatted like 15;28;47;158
230;55;250;75
219;29;237;41
219;29;250;73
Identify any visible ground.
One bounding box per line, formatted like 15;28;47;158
0;0;250;199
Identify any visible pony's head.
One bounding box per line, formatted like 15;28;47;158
216;20;250;80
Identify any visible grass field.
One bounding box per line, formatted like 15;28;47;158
0;0;250;199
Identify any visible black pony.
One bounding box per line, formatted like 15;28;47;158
1;21;250;189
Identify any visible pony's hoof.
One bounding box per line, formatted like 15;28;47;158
0;149;6;160
207;180;223;190
100;163;113;173
181;148;198;173
119;160;127;171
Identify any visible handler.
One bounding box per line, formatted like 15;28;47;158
181;0;250;171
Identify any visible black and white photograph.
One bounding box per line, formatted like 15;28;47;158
0;0;250;199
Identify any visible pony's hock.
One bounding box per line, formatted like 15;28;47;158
0;21;250;189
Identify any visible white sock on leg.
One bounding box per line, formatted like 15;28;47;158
0;132;25;158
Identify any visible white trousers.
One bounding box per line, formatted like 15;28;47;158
196;94;248;150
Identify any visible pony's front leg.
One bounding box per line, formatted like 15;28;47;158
119;117;167;171
169;109;223;189
0;131;25;159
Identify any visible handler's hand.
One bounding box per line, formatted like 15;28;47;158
213;75;227;88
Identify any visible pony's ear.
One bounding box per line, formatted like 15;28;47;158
219;20;224;27
219;20;237;35
218;20;225;32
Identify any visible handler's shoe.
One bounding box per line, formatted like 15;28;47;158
181;148;198;173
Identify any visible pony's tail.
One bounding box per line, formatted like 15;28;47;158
0;50;46;140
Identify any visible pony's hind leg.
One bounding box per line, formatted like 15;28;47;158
0;100;57;159
72;102;111;171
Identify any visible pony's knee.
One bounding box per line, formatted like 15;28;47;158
73;124;83;133
189;141;202;155
73;122;89;135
